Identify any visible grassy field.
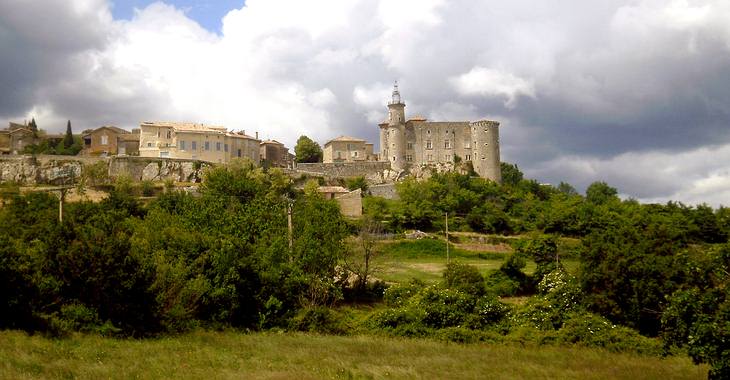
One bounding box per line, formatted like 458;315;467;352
375;238;579;284
0;330;707;379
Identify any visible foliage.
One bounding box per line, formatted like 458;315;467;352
345;176;368;192
443;262;485;296
294;135;323;163
661;244;730;379
500;162;523;186
585;181;618;205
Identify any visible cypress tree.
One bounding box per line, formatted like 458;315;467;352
64;120;74;148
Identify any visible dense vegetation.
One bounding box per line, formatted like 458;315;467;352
1;161;728;377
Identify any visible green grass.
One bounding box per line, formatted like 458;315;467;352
376;239;579;285
0;330;707;379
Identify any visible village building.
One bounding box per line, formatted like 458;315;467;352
82;126;140;156
138;121;260;164
0;122;39;154
317;186;363;217
322;136;377;163
259;139;291;168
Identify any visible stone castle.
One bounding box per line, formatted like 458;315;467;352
378;83;501;182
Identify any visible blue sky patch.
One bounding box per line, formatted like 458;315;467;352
110;0;245;32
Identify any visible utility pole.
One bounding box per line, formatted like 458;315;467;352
287;199;294;254
445;212;450;263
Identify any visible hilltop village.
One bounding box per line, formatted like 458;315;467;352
1;83;501;176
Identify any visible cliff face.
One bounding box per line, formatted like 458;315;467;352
0;155;210;185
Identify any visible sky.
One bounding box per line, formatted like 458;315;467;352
1;0;730;206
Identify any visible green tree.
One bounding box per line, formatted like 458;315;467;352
662;244;730;379
500;162;523;186
294;135;323;163
557;181;578;196
64;120;74;148
585;181;618;205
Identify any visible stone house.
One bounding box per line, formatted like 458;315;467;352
317;186;363;217
323;136;376;163
82;126;140;156
260;139;290;168
138;121;260;164
0;122;38;154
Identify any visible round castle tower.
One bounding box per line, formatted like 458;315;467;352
384;82;406;171
470;120;501;182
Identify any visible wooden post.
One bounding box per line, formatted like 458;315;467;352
445;212;449;263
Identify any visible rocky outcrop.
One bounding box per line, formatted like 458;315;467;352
0;155;210;185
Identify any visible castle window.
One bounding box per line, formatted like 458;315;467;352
406;155;413;162
192;141;197;150
392;156;397;162
205;141;210;151
444;140;451;149
407;142;413;150
224;144;228;152
101;135;108;145
445;154;451;161
485;142;489;146
465;154;471;161
352;151;359;157
426;140;432;149
427;154;433;161
147;142;152;147
216;142;221;151
484;128;489;133
427;130;431;134
237;149;242;157
180;140;186;150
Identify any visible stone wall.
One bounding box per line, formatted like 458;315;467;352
109;156;210;182
368;183;399;200
335;188;363;217
0;154;211;185
295;161;391;178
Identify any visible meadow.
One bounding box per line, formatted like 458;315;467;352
0;330;707;380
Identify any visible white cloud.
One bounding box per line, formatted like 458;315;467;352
450;67;536;108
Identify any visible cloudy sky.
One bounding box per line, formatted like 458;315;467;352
1;0;729;206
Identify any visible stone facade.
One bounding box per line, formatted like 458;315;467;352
379;83;502;182
323;136;376;163
138;122;260;164
260;140;290;168
82;126;140;156
0;122;39;155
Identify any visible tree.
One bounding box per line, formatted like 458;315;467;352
294;135;323;163
662;244;730;379
585;181;618;205
500;162;523;186
64;120;74;148
557;181;578;196
344;217;383;292
29;118;38;135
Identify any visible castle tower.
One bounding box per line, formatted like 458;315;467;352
385;81;406;170
470;120;502;183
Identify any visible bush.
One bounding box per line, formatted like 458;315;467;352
558;312;661;355
414;286;477;328
443;262;485;296
383;280;425;307
465;296;510;329
289;306;346;335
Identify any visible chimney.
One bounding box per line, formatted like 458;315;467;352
256;131;259;140
242;130;245;136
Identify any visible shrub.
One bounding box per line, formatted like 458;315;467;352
466;296;510;329
289;306;346;335
443;262;485;296
415;286;477;328
383;280;425;307
558;312;662;355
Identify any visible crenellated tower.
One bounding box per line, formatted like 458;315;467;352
470;120;501;182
